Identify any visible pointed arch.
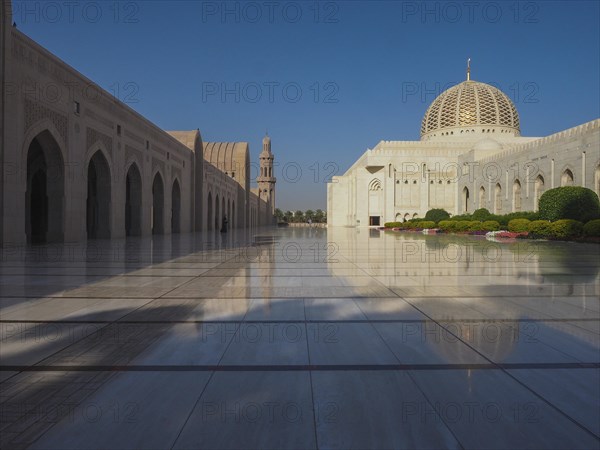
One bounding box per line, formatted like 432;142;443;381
207;191;213;231
86;150;112;239
152;172;165;235
512;179;522;212
462;187;470;213
125;163;142;236
494;183;502;214
368;178;382;191
561;168;574;186
534;175;545;212
24;129;65;244
171;178;181;234
479;186;486;209
215;194;220;231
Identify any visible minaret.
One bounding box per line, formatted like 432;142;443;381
257;134;276;214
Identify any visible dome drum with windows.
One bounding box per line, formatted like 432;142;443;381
420;66;521;141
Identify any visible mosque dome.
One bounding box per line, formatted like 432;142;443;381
420;80;520;141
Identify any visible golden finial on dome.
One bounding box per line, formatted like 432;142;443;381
467;58;471;81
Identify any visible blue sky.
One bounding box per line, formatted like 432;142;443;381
12;0;600;211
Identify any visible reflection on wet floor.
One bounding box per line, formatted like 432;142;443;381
1;226;599;449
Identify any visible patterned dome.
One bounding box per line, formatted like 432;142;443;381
420;80;520;140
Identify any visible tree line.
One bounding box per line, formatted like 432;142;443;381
275;209;327;223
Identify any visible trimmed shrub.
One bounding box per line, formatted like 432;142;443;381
449;214;473;221
383;222;402;228
455;221;473;232
424;208;450;223
508;219;531;232
482;220;500;231
549;219;584;238
583;219;600;237
539;186;600;222
416;220;436;229
467;221;485;232
528;220;552;236
489;211;538;226
472;208;492;221
438;220;456;232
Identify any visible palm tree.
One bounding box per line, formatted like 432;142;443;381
284;210;293;223
294;210;304;223
274;208;284;222
314;209;325;223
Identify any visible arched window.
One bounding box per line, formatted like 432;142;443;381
368;179;382;191
479;186;486;209
561;169;574;186
494;183;502;214
513;180;522;212
462;187;470;213
534;175;545;212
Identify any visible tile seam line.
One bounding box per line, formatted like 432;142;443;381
169;269;254;450
352;295;466;449
6;363;599;371
1;318;597;324
0;248;243;384
363;253;600;440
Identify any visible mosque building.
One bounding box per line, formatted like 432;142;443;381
328;62;600;227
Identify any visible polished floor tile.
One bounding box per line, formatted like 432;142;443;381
1;227;599;449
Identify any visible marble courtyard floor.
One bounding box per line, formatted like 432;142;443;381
0;226;599;449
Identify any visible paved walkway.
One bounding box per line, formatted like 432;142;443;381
1;227;599;449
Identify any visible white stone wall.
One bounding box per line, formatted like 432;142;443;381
457;120;600;214
328;121;600;227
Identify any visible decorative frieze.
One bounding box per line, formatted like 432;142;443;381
86;127;113;157
24;97;68;145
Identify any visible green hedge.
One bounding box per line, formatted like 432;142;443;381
416;220;436;229
583;219;600;237
467;221;483;232
424;209;450;223
549;219;584;238
508;219;531;232
528;220;552;236
384;222;402;228
454;221;475;232
448;211;538;226
384;221;437;229
539;187;600;223
482;220;500;231
472;208;492;221
438;220;456;232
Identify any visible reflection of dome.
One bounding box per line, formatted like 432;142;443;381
421;80;520;141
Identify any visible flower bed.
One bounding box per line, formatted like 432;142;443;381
486;230;529;239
